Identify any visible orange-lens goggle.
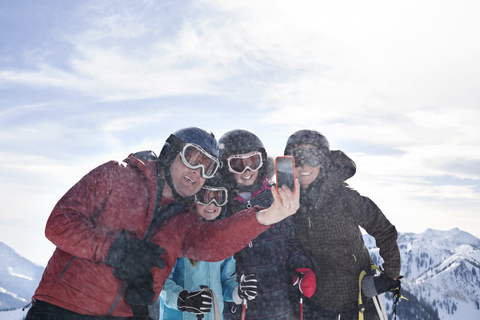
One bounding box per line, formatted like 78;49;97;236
195;185;228;207
227;151;263;174
180;143;221;179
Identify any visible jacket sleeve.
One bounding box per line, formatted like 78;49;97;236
160;259;183;310
284;217;314;274
180;207;268;262
345;186;401;278
220;256;238;302
44;161;119;262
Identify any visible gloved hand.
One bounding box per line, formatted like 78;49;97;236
362;273;401;298
292;268;316;297
125;271;156;318
105;230;166;280
125;271;156;306
177;289;213;314
238;273;258;301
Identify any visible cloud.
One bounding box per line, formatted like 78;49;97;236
2;0;479;182
434;159;480;180
1;0;480;264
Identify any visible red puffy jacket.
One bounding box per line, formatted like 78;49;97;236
33;154;267;317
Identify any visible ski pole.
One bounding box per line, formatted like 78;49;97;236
299;297;303;320
372;295;387;320
241;298;247;320
196;285;209;320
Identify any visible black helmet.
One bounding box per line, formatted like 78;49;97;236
159;127;220;199
219;129;268;192
284;129;330;156
159;127;219;167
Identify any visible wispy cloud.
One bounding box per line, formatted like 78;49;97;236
1;0;480;265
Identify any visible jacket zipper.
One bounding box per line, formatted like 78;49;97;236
108;163;161;316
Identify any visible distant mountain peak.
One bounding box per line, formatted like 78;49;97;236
364;228;480;320
0;242;44;310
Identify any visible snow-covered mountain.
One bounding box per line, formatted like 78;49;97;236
366;228;480;320
0;242;43;310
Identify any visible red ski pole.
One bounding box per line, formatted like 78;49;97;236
299;297;303;320
241;298;247;320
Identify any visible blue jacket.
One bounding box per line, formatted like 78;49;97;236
160;256;238;320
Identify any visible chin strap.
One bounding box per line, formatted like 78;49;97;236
237;182;263;193
238;172;268;193
163;164;182;200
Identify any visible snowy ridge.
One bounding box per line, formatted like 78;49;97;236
0;288;27;304
7;268;33;281
0;242;43;310
365;228;480;320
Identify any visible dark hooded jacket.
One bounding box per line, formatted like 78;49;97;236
223;178;313;320
294;150;400;311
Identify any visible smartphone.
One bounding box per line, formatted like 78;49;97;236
275;156;296;192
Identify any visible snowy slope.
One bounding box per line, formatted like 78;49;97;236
0;308;28;320
365;228;480;320
0;242;43;310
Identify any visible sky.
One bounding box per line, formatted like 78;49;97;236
1;0;479;267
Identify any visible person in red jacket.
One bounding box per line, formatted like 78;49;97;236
26;127;300;320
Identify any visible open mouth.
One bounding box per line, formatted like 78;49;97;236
242;174;253;180
184;175;195;184
299;172;311;176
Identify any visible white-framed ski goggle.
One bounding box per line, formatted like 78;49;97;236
226;151;263;174
179;143;221;179
195;185;228;207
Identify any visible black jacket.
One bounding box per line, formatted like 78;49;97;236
295;150;401;311
224;181;313;320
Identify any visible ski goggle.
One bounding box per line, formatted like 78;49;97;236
292;148;325;167
195;185;228;207
226;151;263;174
179;143;221;179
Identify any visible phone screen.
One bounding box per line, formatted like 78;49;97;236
275;156;296;192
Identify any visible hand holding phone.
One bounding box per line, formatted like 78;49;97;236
275;156;296;193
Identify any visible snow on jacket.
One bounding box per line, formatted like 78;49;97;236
294;150;401;311
33;154;269;317
160;256;237;319
223;178;312;320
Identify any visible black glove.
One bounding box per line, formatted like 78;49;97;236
125;271;156;318
362;273;401;298
374;273;401;294
238;273;258;301
125;271;156;306
177;289;213;314
105;230;166;280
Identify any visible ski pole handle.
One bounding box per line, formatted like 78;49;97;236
299;297;303;320
241;298;247;320
196;285;209;319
